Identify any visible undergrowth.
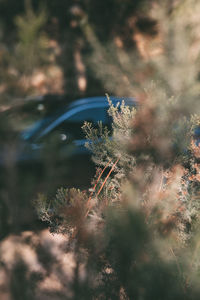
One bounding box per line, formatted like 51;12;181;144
34;1;200;298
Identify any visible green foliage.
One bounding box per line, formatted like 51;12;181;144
14;0;48;73
82;95;137;202
35;188;88;235
35;92;200;297
79;208;200;300
32;0;200;298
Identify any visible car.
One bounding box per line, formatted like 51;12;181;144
1;95;199;189
0;95;136;188
19;96;137;163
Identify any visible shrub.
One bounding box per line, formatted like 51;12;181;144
34;91;200;298
34;1;200;298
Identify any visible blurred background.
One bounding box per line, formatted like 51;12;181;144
0;0;154;102
0;0;200;298
0;0;159;235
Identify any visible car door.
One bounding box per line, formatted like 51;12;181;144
37;103;111;158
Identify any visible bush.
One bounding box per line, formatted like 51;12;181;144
34;1;200;298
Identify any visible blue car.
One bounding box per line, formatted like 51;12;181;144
20;96;136;162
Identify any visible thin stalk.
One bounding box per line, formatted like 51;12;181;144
96;156;120;196
86;158;113;206
85;157;120;218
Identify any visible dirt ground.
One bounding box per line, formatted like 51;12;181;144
0;229;78;299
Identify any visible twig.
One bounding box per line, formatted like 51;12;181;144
85;156;120;219
71;158;113;240
86;158;113;206
96;156;120;196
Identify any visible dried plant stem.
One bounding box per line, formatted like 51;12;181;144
86;158;113;206
96;157;120;196
71;159;115;239
85;157;120;219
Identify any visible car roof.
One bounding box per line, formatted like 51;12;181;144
22;96;137;141
68;96;136;109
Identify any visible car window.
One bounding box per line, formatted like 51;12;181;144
67;107;109;123
41;106;111;141
65;106;110;139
